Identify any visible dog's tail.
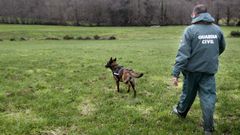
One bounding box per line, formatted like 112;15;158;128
131;72;144;78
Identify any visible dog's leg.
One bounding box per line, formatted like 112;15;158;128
116;81;120;92
130;81;136;97
124;76;130;84
127;82;131;93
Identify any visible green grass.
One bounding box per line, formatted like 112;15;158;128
0;24;240;135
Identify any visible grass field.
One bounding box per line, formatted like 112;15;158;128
0;24;240;135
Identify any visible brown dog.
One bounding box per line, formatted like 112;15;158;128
105;57;143;97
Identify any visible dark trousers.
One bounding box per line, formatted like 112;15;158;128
176;71;216;132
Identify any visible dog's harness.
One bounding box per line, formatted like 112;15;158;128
113;66;124;80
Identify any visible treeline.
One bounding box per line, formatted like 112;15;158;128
0;0;239;26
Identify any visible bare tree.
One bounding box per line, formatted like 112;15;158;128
0;0;239;26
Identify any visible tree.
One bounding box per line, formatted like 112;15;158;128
0;0;239;26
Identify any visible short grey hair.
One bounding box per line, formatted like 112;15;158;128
193;4;207;15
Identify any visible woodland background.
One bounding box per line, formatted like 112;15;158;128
0;0;239;26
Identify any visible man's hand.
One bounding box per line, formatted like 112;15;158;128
172;77;179;86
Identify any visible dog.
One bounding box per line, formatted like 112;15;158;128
105;57;143;97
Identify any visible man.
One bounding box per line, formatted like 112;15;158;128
171;4;226;135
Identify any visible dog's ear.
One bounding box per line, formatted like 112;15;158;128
110;57;112;61
113;58;117;61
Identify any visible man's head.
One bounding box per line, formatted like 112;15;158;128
191;4;208;18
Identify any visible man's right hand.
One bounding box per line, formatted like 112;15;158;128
172;77;179;86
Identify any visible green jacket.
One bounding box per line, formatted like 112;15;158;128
172;13;226;77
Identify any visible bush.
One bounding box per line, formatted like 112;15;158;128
0;39;3;41
100;37;107;40
20;37;27;41
10;38;16;41
237;21;240;26
230;31;240;37
94;35;100;40
76;36;83;40
63;35;74;40
45;37;60;40
108;36;116;40
84;36;92;40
